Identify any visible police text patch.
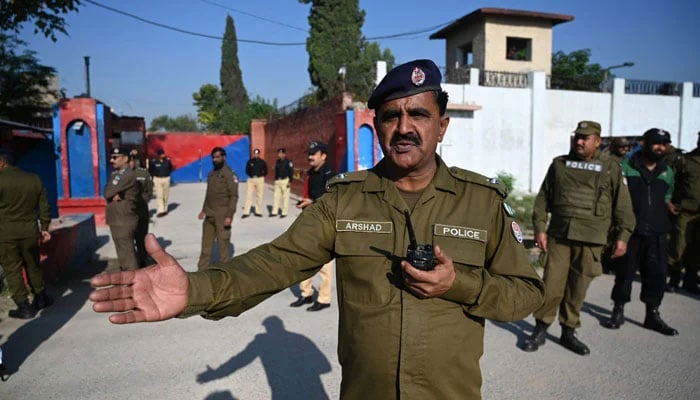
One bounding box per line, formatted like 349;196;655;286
336;220;393;234
433;224;487;242
565;160;602;172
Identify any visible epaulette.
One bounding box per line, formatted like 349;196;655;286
447;166;508;198
326;170;368;191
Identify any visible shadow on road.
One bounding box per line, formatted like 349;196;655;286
581;301;644;328
196;315;331;400
1;260;107;379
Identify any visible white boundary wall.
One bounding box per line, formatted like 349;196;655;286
436;69;700;193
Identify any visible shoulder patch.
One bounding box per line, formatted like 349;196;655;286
503;202;515;217
448;167;508;198
327;170;368;186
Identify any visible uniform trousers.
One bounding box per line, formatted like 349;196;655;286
534;237;603;328
243;177;265;215
299;261;334;304
668;211;699;287
197;216;232;270
612;234;667;307
153;176;170;214
135;211;149;267
110;224;138;271
0;236;46;304
271;178;290;216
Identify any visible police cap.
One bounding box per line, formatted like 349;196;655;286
573;121;601;136
307;141;327;154
611;137;630;148
111;146;130;157
367;59;443;109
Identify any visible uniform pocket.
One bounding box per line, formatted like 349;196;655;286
335;232;395;306
432;236;486;268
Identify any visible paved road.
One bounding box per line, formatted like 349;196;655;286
1;182;699;399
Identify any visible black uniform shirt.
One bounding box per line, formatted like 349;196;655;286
246;157;268;178
308;163;334;201
275;158;294;180
150;158;173;177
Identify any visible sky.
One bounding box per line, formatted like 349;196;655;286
17;0;700;126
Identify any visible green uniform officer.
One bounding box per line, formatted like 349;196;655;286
197;147;239;270
105;147;140;271
524;120;636;356
90;59;545;399
0;149;54;319
130;155;153;267
668;132;700;294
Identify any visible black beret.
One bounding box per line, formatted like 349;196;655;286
368;59;442;109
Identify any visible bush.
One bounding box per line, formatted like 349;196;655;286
496;171;515;194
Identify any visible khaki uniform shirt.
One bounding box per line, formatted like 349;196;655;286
0;166;51;240
672;147;700;213
201;165;239;221
533;150;635;245
104;168;139;226
183;157;545;399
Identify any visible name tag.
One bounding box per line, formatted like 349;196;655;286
433;224;487;242
565;160;602;172
336;220;393;234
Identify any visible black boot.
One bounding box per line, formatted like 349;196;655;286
8;300;37;320
604;304;625;329
522;320;549;352
289;296;313;307
32;291;54;310
560;326;590;355
643;305;678;336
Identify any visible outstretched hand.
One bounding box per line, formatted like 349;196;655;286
89;234;189;324
401;245;456;298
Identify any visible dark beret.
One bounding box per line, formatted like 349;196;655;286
368;59;443;109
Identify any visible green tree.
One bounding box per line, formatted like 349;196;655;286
299;0;365;101
149;114;200;132
550;49;606;91
220;14;248;114
193;84;278;134
193;83;224;130
1;0;82;41
0;34;58;122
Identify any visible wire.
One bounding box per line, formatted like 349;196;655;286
84;0;455;46
199;0;308;33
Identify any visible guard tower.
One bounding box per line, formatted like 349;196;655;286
430;8;573;82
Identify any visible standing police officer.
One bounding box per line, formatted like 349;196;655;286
605;137;631;165
149;148;173;217
242;148;267;218
197;147;239;270
289;141;335;311
0;149;53;319
130;153;153;267
91;59;545;399
106;147;140;271
667;131;700;294
524;121;635;355
270;148;294;218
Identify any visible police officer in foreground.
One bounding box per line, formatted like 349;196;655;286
667;131;700;294
604;128;677;335
197;147;239;270
242;148;267;218
0;149;53;319
130;150;153;267
289;141;335;311
270;148;294;218
524;121;635;355
90;59;544;399
106;147;140;271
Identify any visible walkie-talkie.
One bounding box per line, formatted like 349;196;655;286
404;210;435;271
